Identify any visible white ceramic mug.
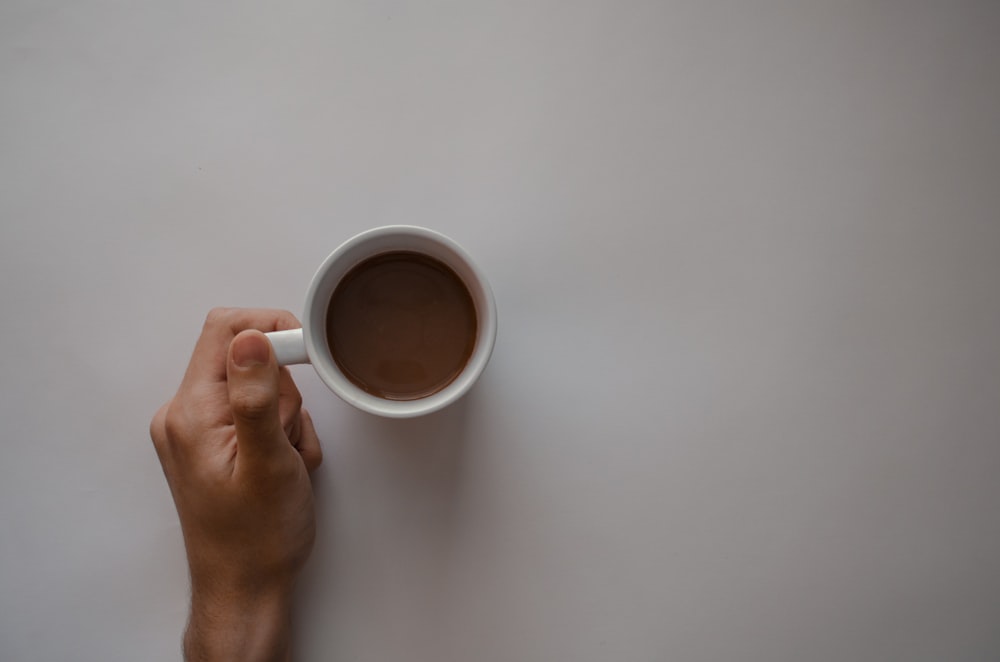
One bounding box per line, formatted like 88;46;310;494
265;226;497;418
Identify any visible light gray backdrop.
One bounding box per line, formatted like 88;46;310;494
2;1;999;660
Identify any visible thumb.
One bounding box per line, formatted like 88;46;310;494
227;329;284;462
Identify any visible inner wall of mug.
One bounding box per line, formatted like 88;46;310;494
304;226;496;418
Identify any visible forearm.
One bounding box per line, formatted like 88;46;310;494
184;583;294;662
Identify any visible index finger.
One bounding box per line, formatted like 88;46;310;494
180;307;302;387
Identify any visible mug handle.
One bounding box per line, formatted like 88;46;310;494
265;328;309;366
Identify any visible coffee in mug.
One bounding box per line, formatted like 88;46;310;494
325;251;478;401
264;226;496;418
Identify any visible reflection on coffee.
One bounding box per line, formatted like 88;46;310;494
325;251;477;401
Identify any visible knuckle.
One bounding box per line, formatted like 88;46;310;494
161;401;187;443
161;419;183;447
276;309;302;330
149;403;169;448
204;307;233;328
300;449;321;472
231;385;275;421
284;413;301;438
280;371;303;412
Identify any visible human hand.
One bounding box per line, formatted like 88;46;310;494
150;308;323;662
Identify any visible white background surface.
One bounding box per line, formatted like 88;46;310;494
2;2;999;660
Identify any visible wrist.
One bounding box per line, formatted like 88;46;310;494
185;580;295;662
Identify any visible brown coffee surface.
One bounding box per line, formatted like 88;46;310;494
326;251;477;400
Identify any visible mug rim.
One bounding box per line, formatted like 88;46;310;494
301;225;497;418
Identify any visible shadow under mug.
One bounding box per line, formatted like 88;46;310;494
265;225;497;418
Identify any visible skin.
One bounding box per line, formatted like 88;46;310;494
150;308;323;662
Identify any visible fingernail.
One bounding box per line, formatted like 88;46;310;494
232;331;270;368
